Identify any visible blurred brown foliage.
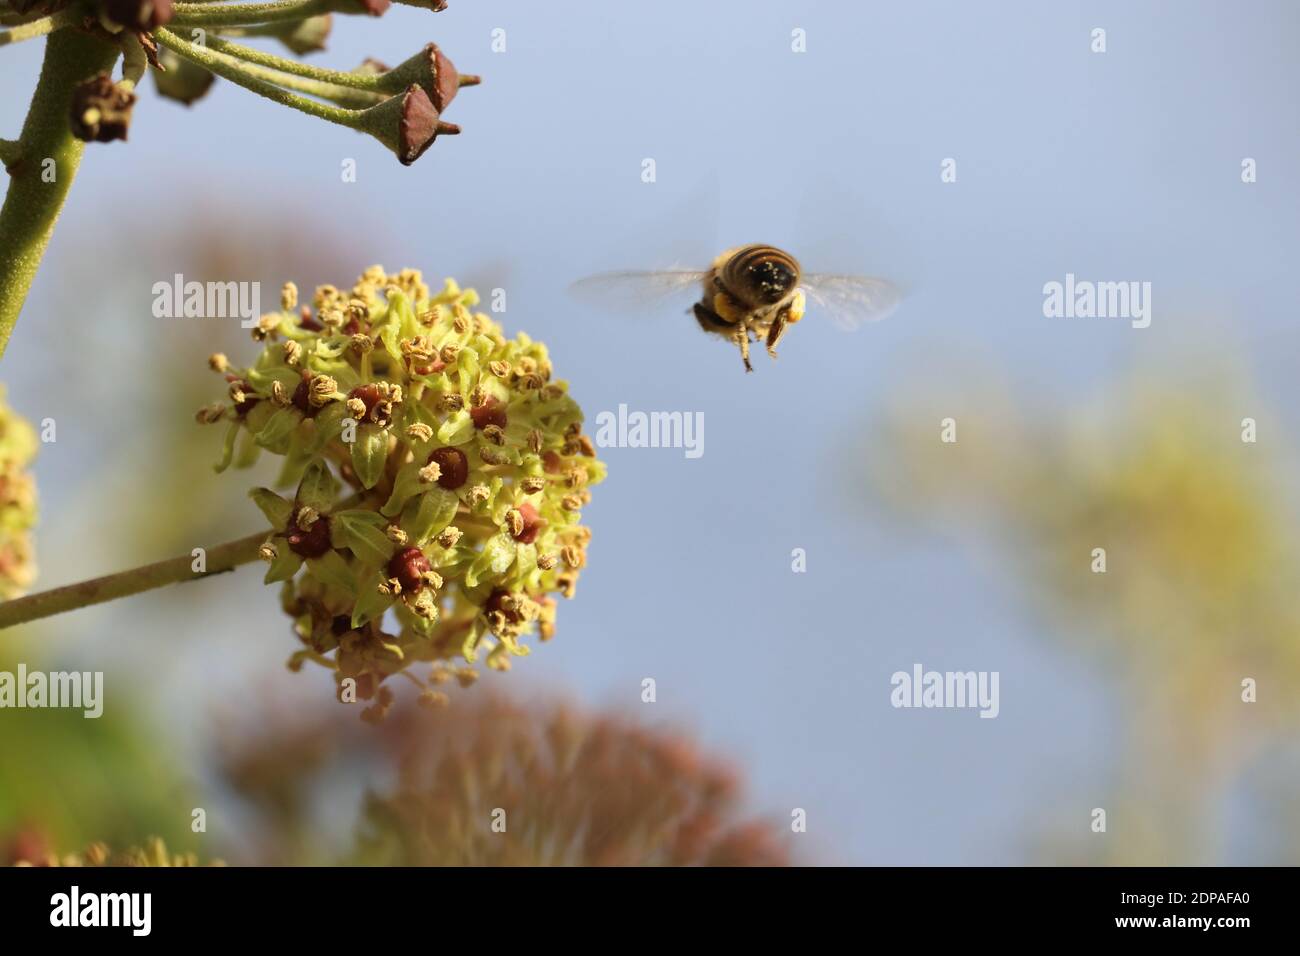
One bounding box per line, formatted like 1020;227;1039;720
216;694;791;866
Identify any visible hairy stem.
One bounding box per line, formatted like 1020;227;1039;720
0;530;268;630
170;0;330;28
201;32;379;90
229;56;384;109
156;27;361;126
0;28;120;359
0;8;78;46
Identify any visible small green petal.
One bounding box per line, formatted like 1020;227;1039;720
296;459;340;512
461;617;488;663
465;531;517;588
305;401;348;455
436;409;474;446
351;572;396;628
254;406;299;451
263;547;303;584
400;486;459;545
331;509;395;568
306;550;357;597
380;459;427;517
350;424;389;489
249;487;293;528
213;420;240;473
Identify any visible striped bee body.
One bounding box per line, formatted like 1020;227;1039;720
571;244;899;373
693;244;806;372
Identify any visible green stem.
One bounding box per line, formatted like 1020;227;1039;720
171;0;330;28
0;8;77;45
0;28;120;359
235;59;384;108
156;27;361;126
119;31;147;87
0;530;268;630
202;32;379;91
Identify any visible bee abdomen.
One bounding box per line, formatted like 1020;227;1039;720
720;245;801;307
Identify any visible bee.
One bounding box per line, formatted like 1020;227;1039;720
572;244;900;372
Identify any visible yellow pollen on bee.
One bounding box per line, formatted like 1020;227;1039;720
712;292;744;323
788;289;806;324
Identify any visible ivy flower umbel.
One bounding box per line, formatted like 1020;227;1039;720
200;268;606;720
0;387;38;599
11;836;217;867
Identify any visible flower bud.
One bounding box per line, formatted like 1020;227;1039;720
70;74;136;144
356;85;458;166
426;446;468;488
153;48;217;106
275;14;333;55
377;43;481;112
387;546;432;593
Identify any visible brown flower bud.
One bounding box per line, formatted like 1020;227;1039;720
286;512;331;558
347;382;399;426
291;371;314;413
358;85;459;166
510;502;543;544
426;446;469;489
424;42;478;112
70;74;136;143
470;397;507;430
387;546;432;594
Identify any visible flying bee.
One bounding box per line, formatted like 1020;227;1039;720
572;244;901;372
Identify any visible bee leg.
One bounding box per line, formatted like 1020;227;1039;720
734;325;753;373
765;310;789;359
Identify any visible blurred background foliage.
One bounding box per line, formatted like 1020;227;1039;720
864;351;1300;864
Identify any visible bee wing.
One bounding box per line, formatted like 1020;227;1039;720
800;274;902;331
568;270;707;315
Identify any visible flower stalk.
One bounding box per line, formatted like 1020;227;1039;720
169;0;334;28
155;27;358;125
0;9;79;46
0;529;269;630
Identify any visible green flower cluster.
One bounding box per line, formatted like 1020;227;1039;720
14;836;216;867
201;268;605;720
0;387;37;599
